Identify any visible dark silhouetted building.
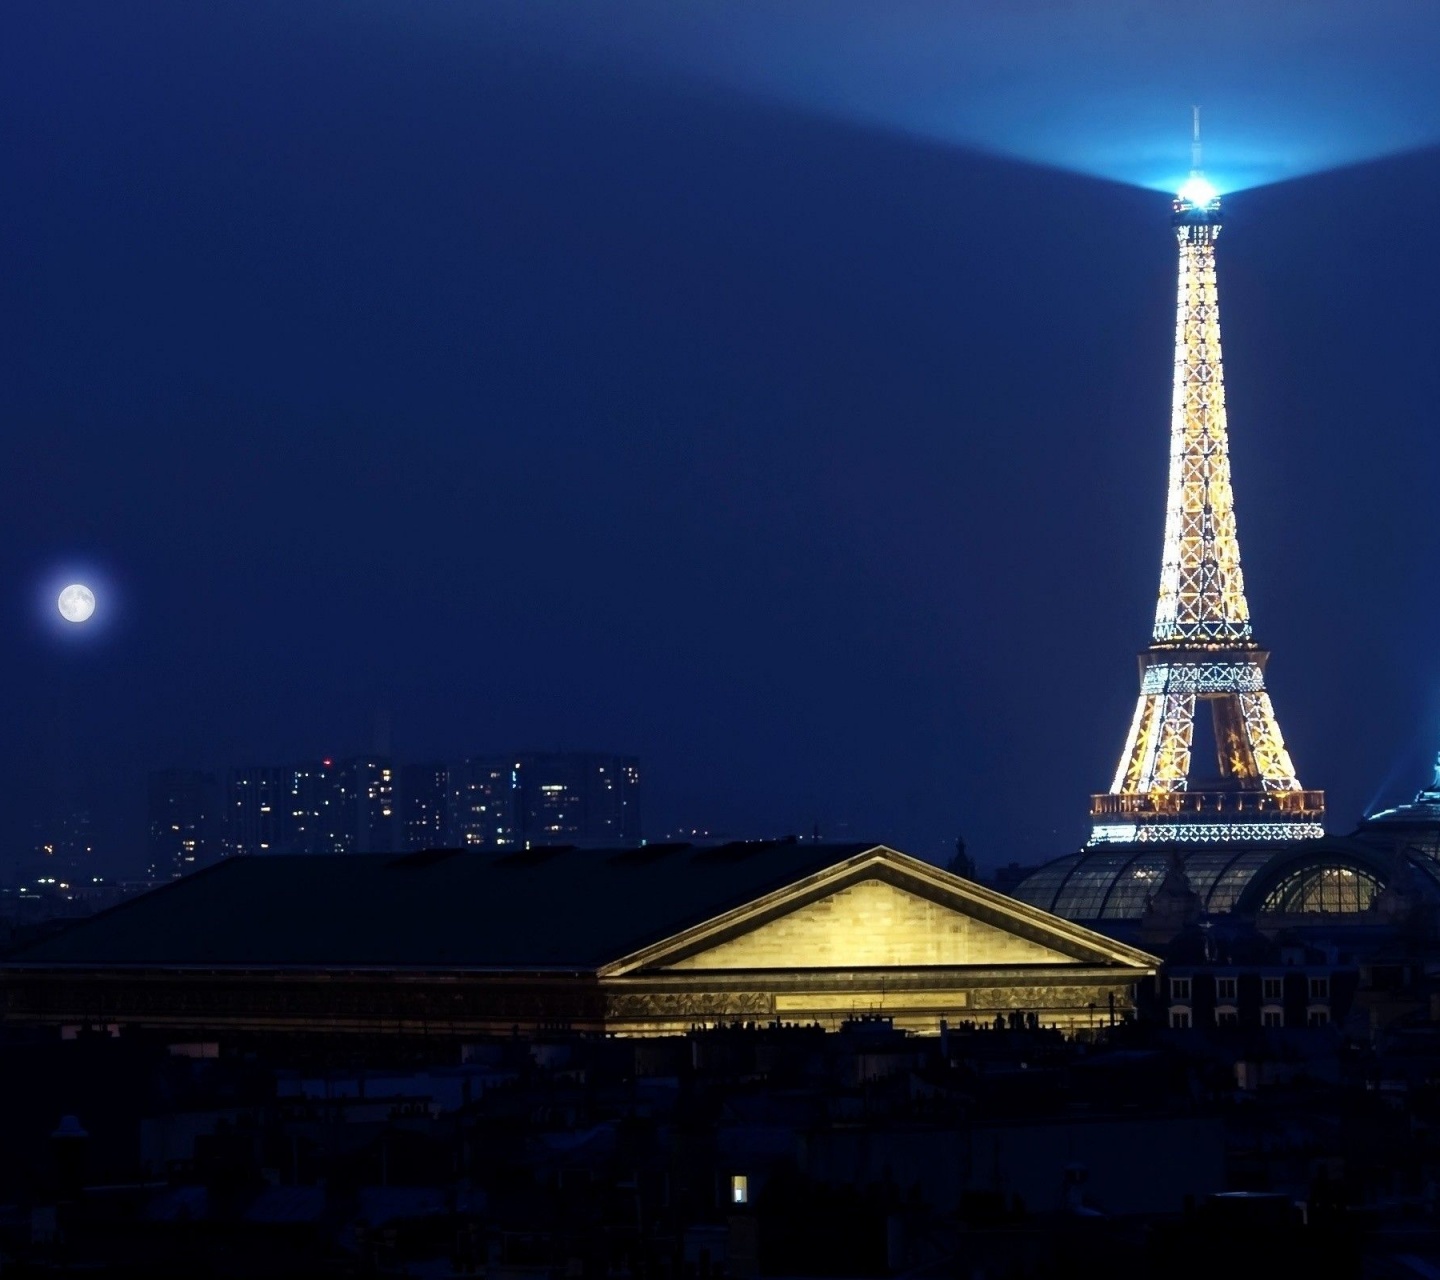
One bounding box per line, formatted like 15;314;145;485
228;765;289;857
449;752;641;849
227;762;338;856
401;761;451;851
448;758;519;849
147;768;221;879
228;759;401;856
332;756;400;854
25;803;96;889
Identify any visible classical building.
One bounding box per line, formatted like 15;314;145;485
1;842;1155;1038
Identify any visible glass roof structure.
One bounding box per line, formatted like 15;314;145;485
1014;846;1281;920
1012;838;1440;922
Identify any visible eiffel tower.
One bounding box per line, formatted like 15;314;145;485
1089;119;1325;846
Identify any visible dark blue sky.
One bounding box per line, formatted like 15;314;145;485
3;3;1439;872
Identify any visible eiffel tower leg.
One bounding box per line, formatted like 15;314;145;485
1210;695;1257;781
1236;690;1301;789
1149;692;1196;792
1111;696;1160;793
1111;692;1196;795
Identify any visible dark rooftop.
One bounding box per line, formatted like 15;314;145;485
9;841;880;971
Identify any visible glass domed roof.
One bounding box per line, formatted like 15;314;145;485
1012;845;1281;921
1011;837;1440;922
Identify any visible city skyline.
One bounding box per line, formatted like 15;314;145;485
23;749;646;884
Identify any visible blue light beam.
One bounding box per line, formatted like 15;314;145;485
432;0;1440;194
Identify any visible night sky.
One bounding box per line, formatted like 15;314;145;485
3;3;1440;874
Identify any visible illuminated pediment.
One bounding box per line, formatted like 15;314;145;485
661;878;1071;970
602;846;1157;977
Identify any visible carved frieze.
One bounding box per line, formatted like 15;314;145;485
967;983;1130;1011
604;989;773;1020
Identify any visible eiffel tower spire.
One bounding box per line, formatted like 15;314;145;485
1089;124;1325;846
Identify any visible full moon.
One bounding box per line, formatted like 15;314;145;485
57;583;96;624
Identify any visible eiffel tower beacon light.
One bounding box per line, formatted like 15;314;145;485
1089;112;1325;845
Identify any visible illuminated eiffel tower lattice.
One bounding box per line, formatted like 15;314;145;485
1089;124;1325;846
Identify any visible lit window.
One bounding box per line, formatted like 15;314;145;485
1261;864;1380;914
1169;1008;1192;1029
731;1175;748;1205
1169;977;1191;1001
1262;977;1283;1001
1216;978;1237;1001
1309;976;1329;1000
1261;1008;1283;1028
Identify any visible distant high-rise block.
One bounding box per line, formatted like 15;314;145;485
449;759;521;849
401;762;451;851
284;761;342;853
147;769;220;879
31;804;97;885
227;766;289;857
521;752;641;846
450;752;640;850
227;758;399;856
333;756;400;854
222;751;638;856
227;761;338;856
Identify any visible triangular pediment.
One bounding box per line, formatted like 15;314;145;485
601;846;1158;976
664;878;1072;969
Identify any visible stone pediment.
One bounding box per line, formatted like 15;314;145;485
601;846;1157;977
663;878;1072;969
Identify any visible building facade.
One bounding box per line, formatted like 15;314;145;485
228;764;326;857
400;761;451;851
225;758;401;856
331;756;400;854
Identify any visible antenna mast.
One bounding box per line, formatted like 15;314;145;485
1191;105;1203;174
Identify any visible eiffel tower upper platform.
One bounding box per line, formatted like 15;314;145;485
1089;126;1324;846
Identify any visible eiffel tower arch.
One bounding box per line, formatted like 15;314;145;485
1089;155;1324;846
